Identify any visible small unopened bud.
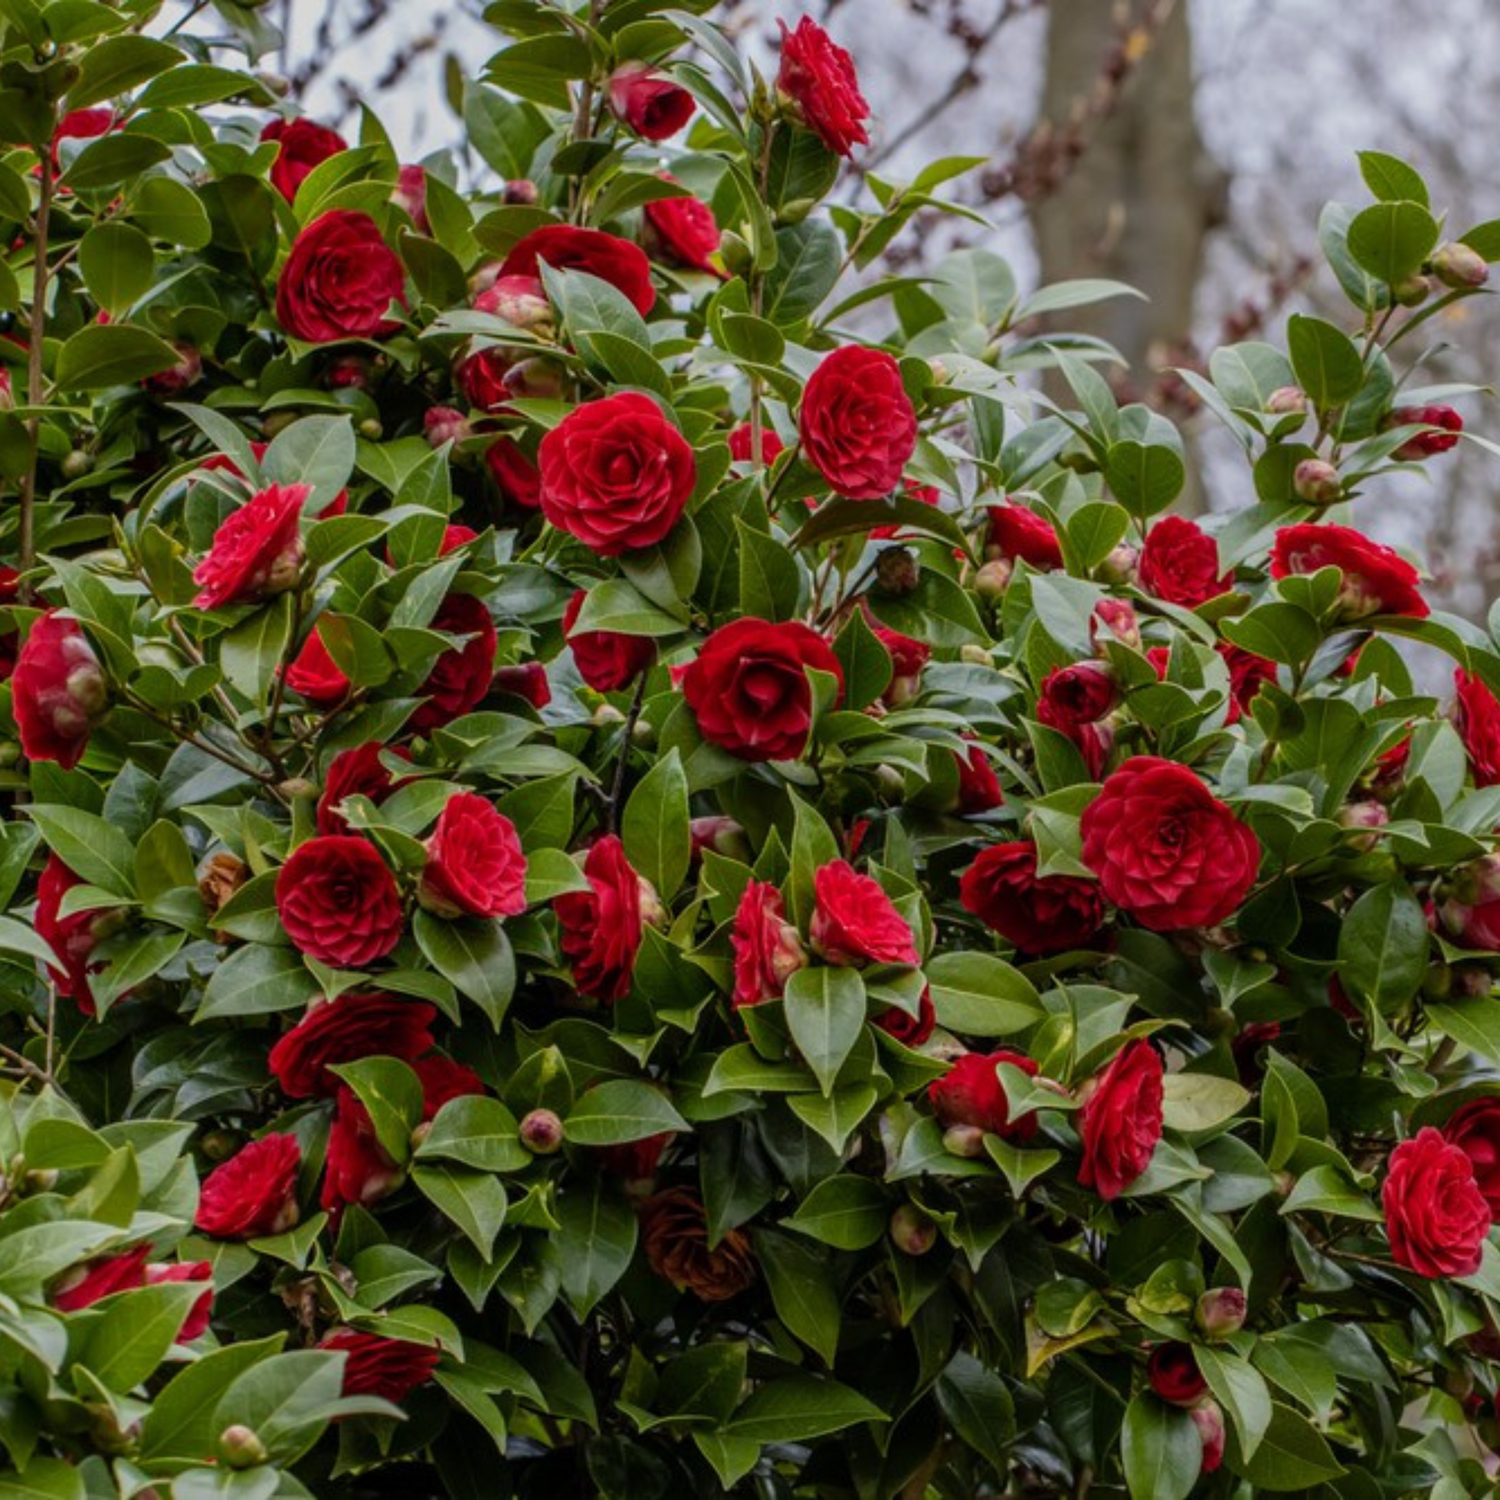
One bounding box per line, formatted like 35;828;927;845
1189;1402;1226;1473
261;411;298;439
503;179;538;206
593;704;626;728
519;1109;564;1155
888;1203;937;1256
974;558;1013;600
1337;798;1388;852
23;1167;56;1192
873;764;906;800
637;878;668;931
503;357;565;403
959;644;992;666
1423;964;1453;1001
1273;1170;1295;1197
1195;1286;1247;1339
358;418;383;441
1431;241;1490;290
409;1121;431;1151
1293;458;1341;505
217;1425;269;1469
323;354;372;390
689;815;750;864
942;1123;986;1159
60;449;93;480
1091;597;1140;652
1453;963;1495;1000
277;777;318;802
0;742;18;768
254;70;291;95
1098;543;1139;586
1266;385;1308;417
719;231;753;279
1393;273;1430;307
200;1129;242;1162
476;275;553;336
143;343;201;396
424;406;472;448
875;547;920;596
927;358;950;386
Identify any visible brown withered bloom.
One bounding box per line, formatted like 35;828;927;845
198;853;249;920
639;1186;755;1303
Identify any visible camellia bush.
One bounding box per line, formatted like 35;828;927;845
6;1;1500;1497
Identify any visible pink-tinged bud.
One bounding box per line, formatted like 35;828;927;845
1266;385;1308;416
503;356;566;403
504;179;538;206
1195;1287;1247;1339
1293;458;1341;505
1098;543;1139;586
768;919;808;987
391;163;430;234
1337;798;1388;852
942;1123;987;1158
424;406;472;448
875;547;920;596
1453;963;1495;999
409;1121;431;1151
689;815;750;864
1393;273;1431;307
1431;241;1489;290
475;275;552;336
1190;1402;1226;1473
324;354;372;390
217;1425;269;1469
519;1109;564;1155
1091;597;1141;653
974;558;1013;600
143;342;201;396
888;1203;937;1256
200;1128;242;1162
1388;404;1463;460
637;877;668;932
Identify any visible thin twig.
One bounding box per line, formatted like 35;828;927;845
18;146;53;597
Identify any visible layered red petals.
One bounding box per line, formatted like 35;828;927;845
960;842;1105;954
1383;1126;1490;1278
799;345;917;500
1077;1041;1164;1200
275;836;403;967
420;792;527;919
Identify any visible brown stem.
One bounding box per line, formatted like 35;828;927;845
18;148;53;597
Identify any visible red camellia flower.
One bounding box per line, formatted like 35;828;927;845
486;437;542;508
260;117;348;201
562;588;656;692
285;626;350;709
499;225;655;316
1192;1403;1226;1474
36;855;110;1014
1138;515;1231;607
269;994;436;1098
51;1245;150;1312
420;792;528;919
493;661;551;708
195;1134;301;1240
276;210;407;343
988;502;1063;570
1454;669;1500;787
1383;1126;1490;1277
555;835;648;1003
607;62;695;140
1147;1343;1208;1406
644;189;722;274
871;619;929;706
1221;643;1276;723
148;1261;215;1339
875;988;936;1047
929;1050;1039;1140
682;618;844;762
1269;522;1428;620
776;17;870;157
412;593;497;731
50;107;113;170
1442;1100;1500;1219
275;836;404;967
192;482;307;610
1080;757;1260;931
317;743;411;836
320;1329;442;1403
1077;1040;1164;1200
1388;403;1463;460
960;842;1106;955
12;612;107;770
810;860;919;966
798;346;917;500
955;739;1004;813
1091;597;1140;651
538;393;695;556
730;880;807;1007
726;423;784;466
322;1089;403;1212
1037;661;1118;730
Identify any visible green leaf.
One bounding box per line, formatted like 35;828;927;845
726;1375;886;1442
562;1080;687;1146
131;175;212;249
412;1164;508;1259
752;1229;841;1364
463;81;548;179
926;951;1043;1035
1104;440;1185;519
417;1096;529;1172
1346;199;1439;285
329;1056;423;1165
1338;879;1428;1013
219;594;294;702
0;1459;85;1499
63;133;171;192
622;749;690;900
1357;151;1429;208
413;911;516;1028
139;1335;285;1458
1426;999;1500;1063
1224;1400;1344;1490
1279;1164;1382;1222
1194;1344;1272;1461
263;414;356;518
55;324;183;391
77;222;154;313
68;34;183;109
785;1176;888;1250
27;805;135;895
737;517;802;623
1160;1073;1252;1133
657;1341;748;1424
76;1281;204;1393
1121;1394;1199;1500
554;1176;637;1316
211;1350;374;1466
783;965;866;1096
936;1350;1016;1473
1286;315;1364;410
197;944;319;1021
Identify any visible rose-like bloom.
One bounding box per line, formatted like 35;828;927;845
275;836;404;967
276;210;407;343
1388;403;1462;460
486;437;542;508
1138;516;1230;608
1037;661;1118;730
799;346;917;500
1147;1343;1208;1406
955;740;1003;814
538;394;695;557
499;225;655;316
726;423;785;466
562;588;656;692
1191;1403;1226;1474
810;860;918;966
412;593;497;732
1455;670;1500;787
874;987;936;1047
285;626;350;709
555;835;647;1003
1270;523;1428;621
639;1186;756;1301
269;994;436;1099
192;483;307;610
317;743;411;836
689;815;748;863
1076;1040;1164;1200
960;842;1105;955
870;620;929;707
1443;1100;1500;1220
320;1330;441;1403
776;17;870;156
52;1245;151;1312
261;117;347;201
682;618;844;762
730;880;807;1007
12;612;107;770
413;1054;486;1114
608;61;694;139
1221;644;1275;723
644;188;721;274
455;345;513;412
1091;597;1140;651
598;1131;671;1182
1080;757;1260;931
392;163;430;233
929;1050;1039;1140
1383;1126;1490;1277
420;793;527;919
1231;1020;1282;1085
988;502;1062;569
36;855;120;1015
195;1134;301;1240
493;661;551;709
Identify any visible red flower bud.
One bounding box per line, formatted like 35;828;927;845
1293;458;1341;504
519;1108;564;1154
1431;241;1489;290
1195;1286;1247;1339
888;1203;937;1256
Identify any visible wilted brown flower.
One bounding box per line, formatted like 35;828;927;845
199;853;249;925
639;1186;755;1302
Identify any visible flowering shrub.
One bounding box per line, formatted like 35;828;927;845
3;3;1500;1497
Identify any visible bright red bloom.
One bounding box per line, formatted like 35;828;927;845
1077;1040;1164;1200
726;423;784;466
1138;516;1230;607
35;855;108;1014
1037;661;1118;729
317;743;412;836
1443;1099;1500;1219
192;483;307;609
1384;1126;1490;1278
320;1330;441;1403
563;588;656;692
52;1245;151;1312
1148;1343;1208;1406
1270;523;1428;621
960;842;1105;955
493;661;551;708
608;62;695;140
730;880;806;1007
269;994;436;1099
955;740;1004;813
499;225;655;316
645;189;722;274
275;836;404;968
874;987;936;1047
412;593;497;732
486;437;542;509
555;835;647;1003
195;1134;301;1240
1221;644;1275;723
1388;403;1462;460
988;502;1062;569
12;612;107;770
1455;669;1500;787
261;117;347;201
799;346;917;500
276;210;406;343
285;626;350;709
929;1050;1039;1140
810;860;918;966
777;17;871;156
420;792;527;919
